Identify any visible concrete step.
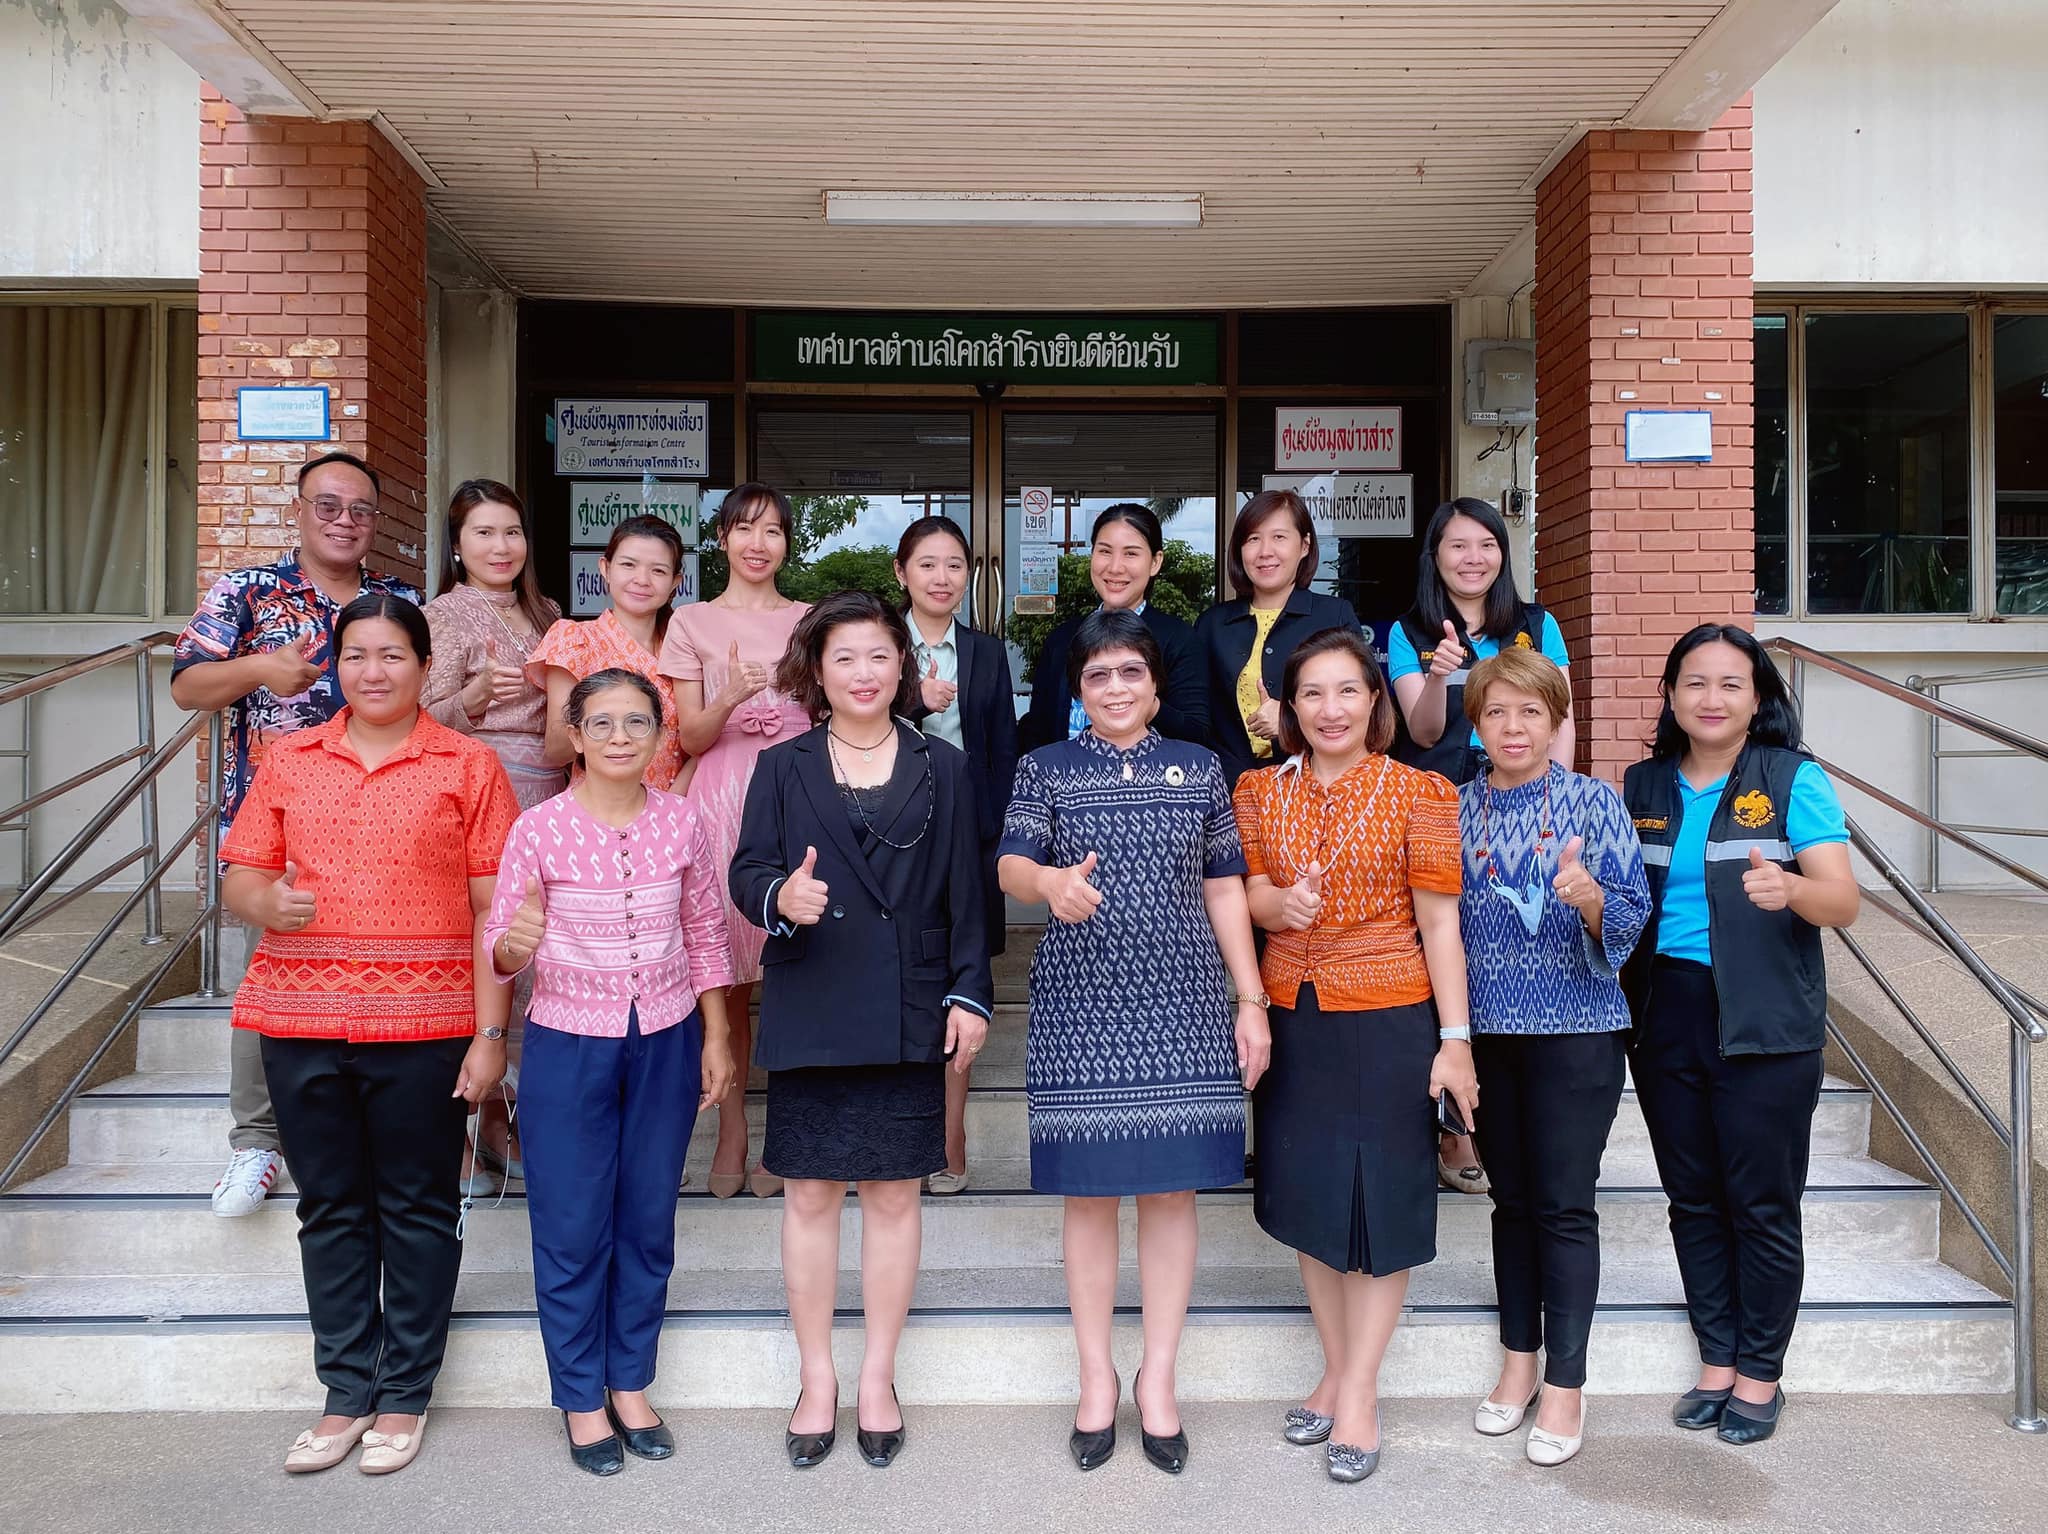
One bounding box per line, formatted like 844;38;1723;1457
0;1160;1943;1277
0;1303;2011;1414
60;1068;1878;1168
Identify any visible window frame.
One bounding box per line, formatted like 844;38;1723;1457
1759;296;2048;623
0;289;199;624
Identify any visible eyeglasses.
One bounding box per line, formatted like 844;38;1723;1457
580;713;656;743
1078;663;1151;690
306;495;378;526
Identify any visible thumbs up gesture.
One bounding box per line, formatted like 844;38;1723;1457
265;632;324;697
1551;836;1604;920
1742;844;1791;911
497;876;548;969
777;845;831;925
1428;620;1468;679
1279;859;1324;930
723;639;771;708
1046;849;1104;925
1247;675;1282;742
920;651;958;714
266;859;317;932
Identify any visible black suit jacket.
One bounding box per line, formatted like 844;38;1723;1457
1194;589;1365;785
907;624;1019;956
1018;604;1209;753
730;721;993;1071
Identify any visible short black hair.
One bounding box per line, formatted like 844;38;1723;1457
1065;608;1165;696
1277;627;1396;758
333;591;429;661
564;667;667;772
1649;623;1804;759
297;450;380;499
776;590;919;724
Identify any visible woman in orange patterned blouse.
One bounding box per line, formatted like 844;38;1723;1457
224;593;519;1477
1231;627;1477;1485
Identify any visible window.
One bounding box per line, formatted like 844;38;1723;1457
1994;314;2048;615
1754;303;2046;621
0;297;198;618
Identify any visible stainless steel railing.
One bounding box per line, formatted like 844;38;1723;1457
1907;662;2048;893
0;633;224;1189
1769;635;2046;1434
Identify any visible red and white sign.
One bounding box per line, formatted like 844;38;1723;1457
1274;406;1402;471
1020;485;1054;542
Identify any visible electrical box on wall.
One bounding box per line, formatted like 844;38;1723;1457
1464;339;1536;426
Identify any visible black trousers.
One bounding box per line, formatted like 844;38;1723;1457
1630;958;1823;1382
1472;1029;1627;1389
261;1033;472;1416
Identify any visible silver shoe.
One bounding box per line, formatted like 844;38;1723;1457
1283;1406;1334;1445
1326;1411;1382;1483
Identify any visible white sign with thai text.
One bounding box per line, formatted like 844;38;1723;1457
554;398;710;477
1020;486;1054;544
569;480;700;548
1264;473;1416;539
1273;406;1402;470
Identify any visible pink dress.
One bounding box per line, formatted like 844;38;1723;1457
659;599;811;986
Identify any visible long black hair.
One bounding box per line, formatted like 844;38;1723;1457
1413;497;1526;641
1649;623;1805;760
1090;502;1165;603
601;514;687;643
440;478;555;633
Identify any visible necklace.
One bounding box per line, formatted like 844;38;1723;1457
829;722;896;763
1478;767;1557;935
826;733;935;851
1277;753;1390;885
472;584;536;654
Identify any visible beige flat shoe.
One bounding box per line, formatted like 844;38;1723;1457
924;1168;970;1196
358;1412;427;1475
284;1415;374;1473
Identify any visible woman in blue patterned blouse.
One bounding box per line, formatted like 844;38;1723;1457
1455;648;1650;1468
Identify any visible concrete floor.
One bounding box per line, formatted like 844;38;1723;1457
2;1397;2045;1534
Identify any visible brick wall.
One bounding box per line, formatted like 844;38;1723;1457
196;85;429;590
1534;97;1756;783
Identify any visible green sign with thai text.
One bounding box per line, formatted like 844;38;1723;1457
751;312;1220;385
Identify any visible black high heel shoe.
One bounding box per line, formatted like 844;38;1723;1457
605;1397;675;1460
1134;1368;1188;1475
856;1385;906;1468
786;1387;838;1469
1069;1370;1120;1471
563;1411;625;1477
1716;1387;1785;1446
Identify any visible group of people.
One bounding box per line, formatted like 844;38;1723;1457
173;454;1858;1484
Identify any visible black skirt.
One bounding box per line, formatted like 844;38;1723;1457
763;1061;947;1183
1252;984;1439;1277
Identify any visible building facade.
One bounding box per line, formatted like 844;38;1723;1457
2;0;2043;888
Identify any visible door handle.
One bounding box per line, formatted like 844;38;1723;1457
990;555;1005;630
970;554;987;629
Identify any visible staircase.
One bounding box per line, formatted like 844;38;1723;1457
0;936;2015;1413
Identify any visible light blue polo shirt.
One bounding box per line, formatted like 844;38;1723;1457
1655;759;1848;965
1388;611;1570;749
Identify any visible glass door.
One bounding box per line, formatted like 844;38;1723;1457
989;406;1221;706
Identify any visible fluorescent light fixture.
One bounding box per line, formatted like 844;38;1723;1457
824;191;1202;229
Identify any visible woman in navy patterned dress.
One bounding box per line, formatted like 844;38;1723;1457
999;610;1271;1477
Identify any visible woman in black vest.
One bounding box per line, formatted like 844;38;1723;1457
1389;496;1572;1195
1193;488;1362;787
1018;503;1208;752
1621;625;1859;1445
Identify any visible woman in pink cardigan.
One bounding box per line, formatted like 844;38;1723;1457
485;667;736;1477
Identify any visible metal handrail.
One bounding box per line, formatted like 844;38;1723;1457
0;632;181;708
1776;627;2043;1431
1904;662;2048;894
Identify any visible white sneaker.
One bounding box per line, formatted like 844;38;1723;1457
212;1148;281;1216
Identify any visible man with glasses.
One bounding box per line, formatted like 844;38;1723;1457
170;451;422;1216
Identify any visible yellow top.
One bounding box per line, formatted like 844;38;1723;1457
1235;605;1284;759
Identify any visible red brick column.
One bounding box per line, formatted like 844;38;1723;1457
1534;97;1755;783
195;85;428;596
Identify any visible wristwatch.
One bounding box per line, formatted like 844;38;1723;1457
478;1025;507;1041
1234;991;1271;1009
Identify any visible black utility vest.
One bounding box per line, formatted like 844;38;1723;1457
1391;603;1548;786
1620;744;1828;1056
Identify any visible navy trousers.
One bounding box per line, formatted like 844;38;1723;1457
1631;958;1823;1382
520;1006;701;1412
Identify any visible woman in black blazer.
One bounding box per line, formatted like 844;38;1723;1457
1195;488;1364;786
730;592;995;1471
1018;503;1208;752
895;515;1018;1195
